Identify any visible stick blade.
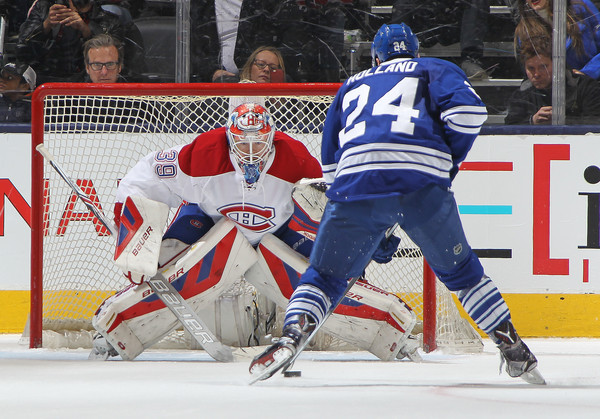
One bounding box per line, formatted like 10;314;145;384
209;344;235;363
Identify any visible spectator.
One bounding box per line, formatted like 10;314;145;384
81;33;125;82
196;1;347;83
460;0;492;80
189;1;235;82
514;0;600;79
213;45;285;83
0;62;36;123
391;0;494;80
505;36;600;124
17;0;142;83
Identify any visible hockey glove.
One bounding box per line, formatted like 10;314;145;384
371;234;401;264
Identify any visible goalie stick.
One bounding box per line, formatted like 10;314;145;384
249;223;399;384
36;144;234;362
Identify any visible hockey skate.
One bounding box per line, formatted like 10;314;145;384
89;333;118;361
396;334;423;362
249;314;315;383
491;321;546;385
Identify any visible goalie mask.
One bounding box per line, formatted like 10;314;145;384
226;103;275;186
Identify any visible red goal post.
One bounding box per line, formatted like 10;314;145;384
30;82;479;353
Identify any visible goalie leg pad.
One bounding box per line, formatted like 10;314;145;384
328;281;417;361
93;219;258;359
92;311;145;361
244;233;308;307
246;233;416;360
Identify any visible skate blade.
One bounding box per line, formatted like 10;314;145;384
407;350;423;363
248;347;294;385
520;367;546;385
88;349;110;361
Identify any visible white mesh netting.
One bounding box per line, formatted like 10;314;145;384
30;87;482;354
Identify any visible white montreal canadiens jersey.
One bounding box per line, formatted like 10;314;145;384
116;127;322;245
321;57;488;202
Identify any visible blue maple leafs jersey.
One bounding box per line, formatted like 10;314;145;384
321;57;487;202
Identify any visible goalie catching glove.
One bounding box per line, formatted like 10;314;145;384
114;196;170;284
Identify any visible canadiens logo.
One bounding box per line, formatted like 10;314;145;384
218;203;276;232
237;113;264;130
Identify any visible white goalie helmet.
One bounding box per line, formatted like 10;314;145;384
226;103;275;185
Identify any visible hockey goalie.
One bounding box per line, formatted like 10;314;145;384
91;102;418;362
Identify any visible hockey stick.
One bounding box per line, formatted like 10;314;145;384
249;223;399;384
36;144;234;362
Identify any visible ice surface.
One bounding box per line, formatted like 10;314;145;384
1;335;599;418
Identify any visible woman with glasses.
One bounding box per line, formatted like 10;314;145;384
213;46;286;83
239;46;285;83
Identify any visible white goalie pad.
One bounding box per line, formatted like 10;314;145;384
245;233;417;361
325;281;417;361
93;218;259;360
114;195;170;277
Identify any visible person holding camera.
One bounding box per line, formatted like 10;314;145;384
17;0;138;84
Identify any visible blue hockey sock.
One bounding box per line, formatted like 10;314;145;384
457;275;511;335
284;284;331;328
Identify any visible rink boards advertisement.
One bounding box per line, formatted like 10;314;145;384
1;130;600;335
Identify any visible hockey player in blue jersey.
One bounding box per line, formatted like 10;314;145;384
250;23;545;384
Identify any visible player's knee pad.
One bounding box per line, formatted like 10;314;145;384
246;233;416;360
93;218;258;360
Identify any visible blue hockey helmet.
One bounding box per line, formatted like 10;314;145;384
371;23;419;66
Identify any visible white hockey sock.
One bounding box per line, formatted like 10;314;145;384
284;284;331;327
457;275;511;335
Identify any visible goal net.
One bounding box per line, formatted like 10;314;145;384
28;83;482;354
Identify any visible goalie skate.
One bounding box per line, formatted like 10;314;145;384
89;334;117;361
396;334;423;363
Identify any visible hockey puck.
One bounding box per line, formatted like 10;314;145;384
283;370;302;378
